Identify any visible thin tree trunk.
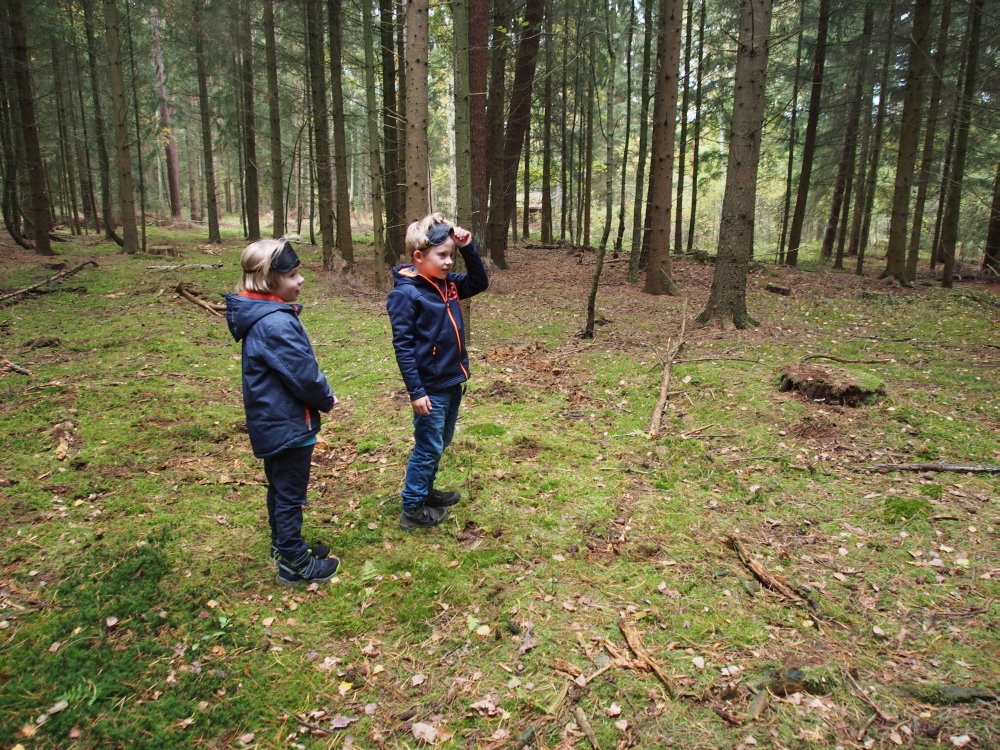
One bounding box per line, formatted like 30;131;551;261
940;0;983;289
560;0;569;242
673;0;693;256
686;0;705;254
583;32;594;248
643;0;683;295
824;5;873;265
239;0;260;241
125;12;147;251
363;0;386;289
777;2;803;264
541;6;553;244
785;0;830;267
930;69;962;270
51;39;80;235
194;0;221;243
523;108;530;239
881;0;932;283
846;64;874;259
614;0;635;257
404;0;430;222
103;0;139;253
185;128;199;221
697;0;773;327
984;159;1000;277
328;0;355;265
628;0;654;281
70;26;99;234
905;1;950;281
598;4;616;253
485;0;510;256
263;0;284;237
468;0;489;247
306;0;335;266
855;2;896;275
150;6;182;220
9;0;53;254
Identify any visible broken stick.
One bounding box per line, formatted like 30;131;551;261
175;284;225;317
573;706;600;750
868;462;1000;474
726;534;805;604
2;355;34;376
618;620;674;697
0;261;97;307
649;300;687;438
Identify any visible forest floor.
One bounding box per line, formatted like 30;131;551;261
1;226;998;750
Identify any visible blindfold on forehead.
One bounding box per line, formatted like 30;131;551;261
271;242;300;273
426;223;453;247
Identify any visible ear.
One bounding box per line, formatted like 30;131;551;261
412;249;424;264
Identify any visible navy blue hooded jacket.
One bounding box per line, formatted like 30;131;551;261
386;243;489;400
226;292;335;458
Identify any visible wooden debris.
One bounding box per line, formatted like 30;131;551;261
573;706;600;749
712;705;742;727
148;244;178;257
748;689;768;720
649;300;687;439
802;354;893;365
2;356;34;376
765;283;791;296
869;462;1000;475
726;534;805;604
618;621;674;697
549;659;582;677
147;261;223;270
0;261;97;308
843;670;895;722
175;284;225;317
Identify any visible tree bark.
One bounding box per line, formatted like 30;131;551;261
824;4;872;265
696;0;773;328
103;0;139;254
905;1;950;281
984;159;1000;277
642;0;683;295
614;0;635;257
9;0;53;254
673;0;693;256
940;0;983;289
305;0;335;266
263;0;284;237
193;0;221;243
785;0;830;267
149;6;182;220
125;13;147;251
541;6;553;244
881;0;932;283
686;0;705;254
583;32;594;248
51;38;80;235
363;0;386;289
327;0;355;265
468;0;489;247
777;0;802;263
404;0;430;222
238;0;260;241
485;0;510;255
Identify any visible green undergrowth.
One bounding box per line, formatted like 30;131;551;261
1;230;998;748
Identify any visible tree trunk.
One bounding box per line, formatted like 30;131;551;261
83;0;122;245
614;0;635;257
583;32;594;248
69;18;99;234
523;111;530;239
846;64;874;259
485;0;510;256
263;0;284;237
777;4;805;264
541;6;553;244
185;129;199;221
984;159;1000;277
404;0;430;222
468;0;489;247
150;6;182;220
824;4;873;265
673;0;693;256
696;0;773;328
50;39;80;235
785;0;830;267
125;14;147;251
642;0;683;295
103;0;139;254
598;5;616;254
881;0;932;283
940;0;983;289
486;0;546;268
905;1;950;281
930;66;962;270
239;0;260;241
9;0;53;254
306;0;335;266
194;0;221;243
686;0;705;254
327;0;355;265
560;0;569;242
855;2;896;276
363;0;386;289
378;0;401;260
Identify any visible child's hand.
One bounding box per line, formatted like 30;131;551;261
452;227;472;247
412;396;432;415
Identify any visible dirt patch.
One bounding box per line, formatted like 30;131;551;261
778;364;884;406
456;520;484;543
789;416;840;441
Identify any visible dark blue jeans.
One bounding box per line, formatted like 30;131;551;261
262;444;314;561
401;385;462;512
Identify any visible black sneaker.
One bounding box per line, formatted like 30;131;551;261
268;541;331;567
399;504;450;531
426;488;461;508
276;551;340;586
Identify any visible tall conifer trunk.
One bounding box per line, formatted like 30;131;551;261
239;0;261;240
51;39;80;235
363;0;386;289
328;0;355;264
614;0;635;256
404;0;430;222
150;6;182;220
628;0;654;282
103;0;139;253
541;7;553;244
777;0;804;264
686;0;705;254
673;0;693;255
194;0;221;243
468;0;489;247
263;0;284;236
306;0;335;266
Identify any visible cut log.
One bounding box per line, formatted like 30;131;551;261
148;245;178;257
777;363;884;406
765;283;791;296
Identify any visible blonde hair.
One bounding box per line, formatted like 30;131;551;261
405;212;454;256
237;237;299;292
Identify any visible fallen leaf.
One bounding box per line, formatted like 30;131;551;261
206;600;219;609
889;731;903;745
20;724;37;738
692;656;706;670
47;700;69;715
338;681;352;696
490;728;511;741
470;695;503;717
552;554;565;562
262;617;275;627
562;601;577;611
519;630;539;655
745;736;758;746
605;702;622;717
239;732;255;745
873;626;887;637
367;523;378;530
615;719;628;732
330;716;359;730
412;722;437;744
105;616;119;629
178;717;194;729
950;736;972;748
411;674;427;687
197;701;209;710
67;727;81;739
475;624;491;637
364;703;377;715
48;641;61;653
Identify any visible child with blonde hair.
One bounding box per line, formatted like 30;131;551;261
226;238;340;584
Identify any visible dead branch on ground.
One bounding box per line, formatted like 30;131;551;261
2;356;34;376
0;261;97;308
618;620;674;697
802;354;894;365
868;463;1000;474
725;533;806;605
649;300;687;438
175;284;225;317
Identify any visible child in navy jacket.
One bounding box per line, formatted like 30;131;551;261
226;239;340;585
386;213;489;530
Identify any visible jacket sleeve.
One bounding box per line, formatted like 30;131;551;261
258;316;336;412
450;243;490;300
386;289;426;400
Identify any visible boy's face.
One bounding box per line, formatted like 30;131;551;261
273;267;304;303
413;238;455;280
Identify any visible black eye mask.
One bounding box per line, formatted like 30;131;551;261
426;223;453;247
271;242;300;273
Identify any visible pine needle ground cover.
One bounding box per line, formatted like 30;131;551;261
1;233;998;749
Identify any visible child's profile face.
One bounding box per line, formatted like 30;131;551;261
273;267;304;303
413;238;455;280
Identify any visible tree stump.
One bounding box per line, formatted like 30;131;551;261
777;364;884;406
766;283;791;296
149;245;178;257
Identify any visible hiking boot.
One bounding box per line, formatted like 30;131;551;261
426;487;461;508
399;504;450;531
268;541;331;567
276;551;340;586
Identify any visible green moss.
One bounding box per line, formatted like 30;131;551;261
884;496;932;523
465;422;506;436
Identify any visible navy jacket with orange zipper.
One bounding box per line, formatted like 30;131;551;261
386;243;489;400
226;291;335;458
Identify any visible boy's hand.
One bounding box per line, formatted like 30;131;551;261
452;227;472;247
412;396;432;415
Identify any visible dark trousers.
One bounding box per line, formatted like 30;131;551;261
262;444;314;561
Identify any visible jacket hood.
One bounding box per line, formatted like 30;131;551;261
391;264;422;288
225;293;298;342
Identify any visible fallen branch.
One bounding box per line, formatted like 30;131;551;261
147;262;223;270
618;620;674;697
0;261;97;307
175;284;225;317
869;463;1000;474
673;356;762;364
843;670;895;722
649;300;687;438
712;706;743;727
573;706;600;749
2;355;34;376
680;423;720;439
802;354;894;365
278;706;331;735
725;533;805;604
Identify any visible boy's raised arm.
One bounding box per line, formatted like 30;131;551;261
386;291;427;400
451;242;489;299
